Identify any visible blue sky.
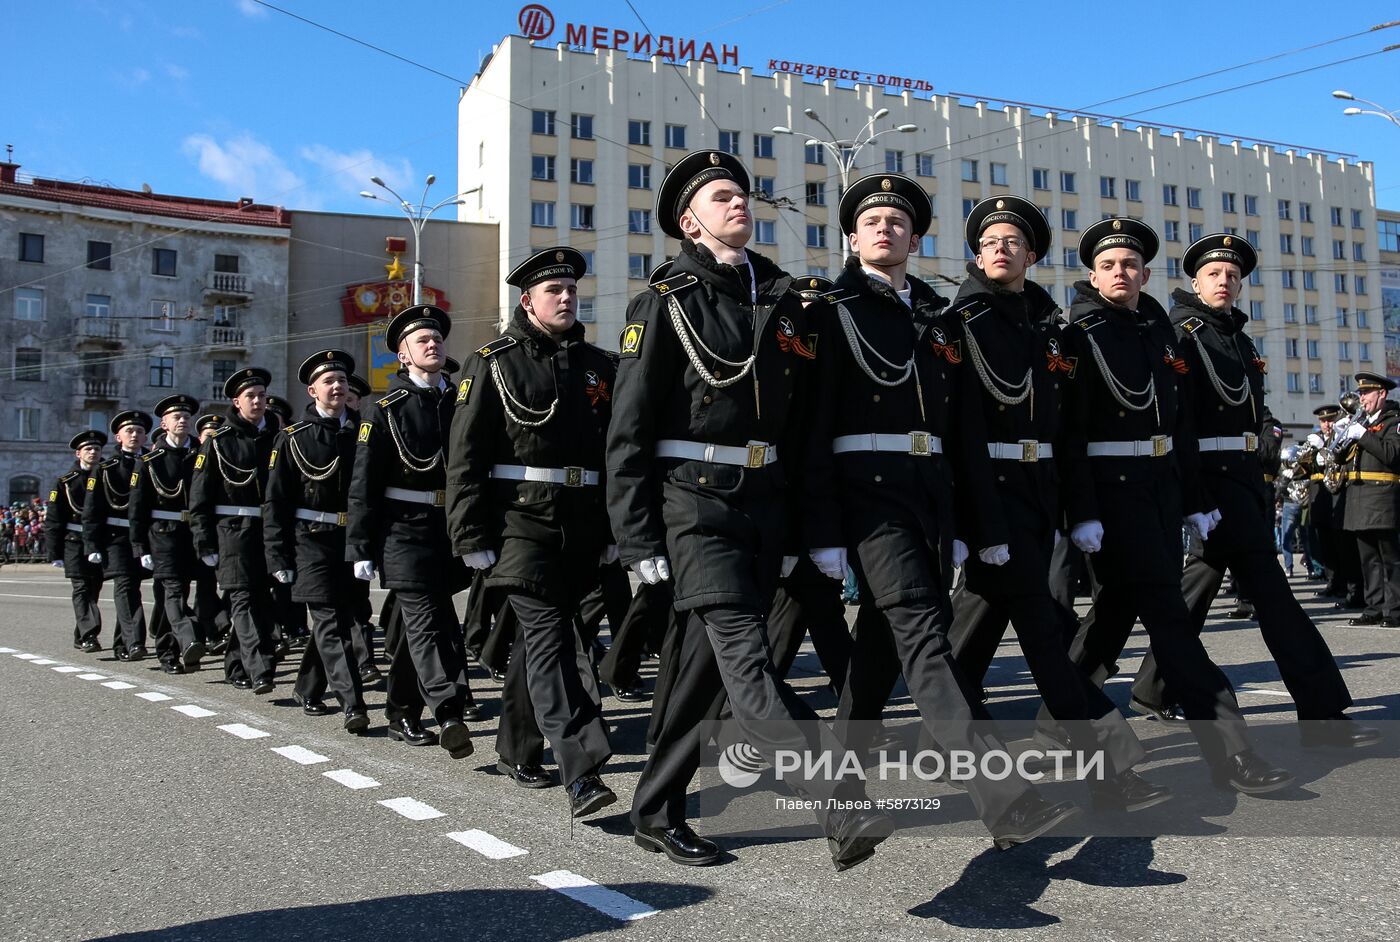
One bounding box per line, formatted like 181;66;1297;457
8;1;1400;214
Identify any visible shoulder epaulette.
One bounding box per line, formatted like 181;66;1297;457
376;388;409;408
99;458;118;469
1076;314;1106;331
209;424;233;438
475;336;518;359
650;272;699;296
282;422;306;436
817;288;859;305
59;470;79;483
140;449;165;463
1179;316;1205;334
953;298;993;323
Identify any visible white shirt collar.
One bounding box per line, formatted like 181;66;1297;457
407;371;446;391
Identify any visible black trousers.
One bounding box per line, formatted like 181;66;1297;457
108;565;148;653
193;568;227;642
69;573;103;646
1133;549;1352;720
347;579;376;669
383;588;469;725
294;602;366;710
1328;529;1366;602
152;576;200;666
767;557;853;695
630;605;851;831
496;593;611;784
223;585;274;685
602;580;671;693
271;581;308;641
1354;529;1400;619
580;562;633;644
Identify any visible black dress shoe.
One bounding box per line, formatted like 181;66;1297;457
1337;598;1366;611
567;774;617;818
209;636;230;656
72;638;84;650
490;667;506;682
1382;618;1400;629
827;808;895;872
274;636;291;658
497;760;554;789
1227;605;1255;619
127;645;148;661
181;640;207;670
1212;750;1294;794
386;717;437;746
1130;697;1187;726
991;793;1080;850
229;677;252;690
252;678;275;696
80;639;101;653
161;661;185;675
1090;769;1173;812
343;708;370;735
634;823;720;866
462;702;483;722
1348;613;1383;626
113;647;130;662
610;681;649;703
1301;715;1382;749
293;693;333;716
359;666;384;686
438;718;473;759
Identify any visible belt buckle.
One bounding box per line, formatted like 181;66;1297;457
336;512;348;527
745;443;768;468
431;489;446;507
909;431;931;457
1151;435;1168;458
1019;439;1040;463
1243;432;1258;452
563;466;584;487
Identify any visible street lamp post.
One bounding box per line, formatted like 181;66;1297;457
359;175;483;304
772;107;918;193
1332;89;1400;130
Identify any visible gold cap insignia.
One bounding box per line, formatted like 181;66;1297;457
1222;236;1232;246
996;199;1005;209
881;178;892;191
1112;220;1122;231
709;153;720;166
326;351;334;359
555;251;565;262
809;278;818;288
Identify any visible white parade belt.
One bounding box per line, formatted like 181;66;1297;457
105;516;130;528
1198;434;1258;453
213;504;261;517
1086;435;1173;458
656;439;778;468
149;510;187;522
294;508;346;526
490;464;599;487
987;441;1053;462
832;432;942;457
383;486;446;507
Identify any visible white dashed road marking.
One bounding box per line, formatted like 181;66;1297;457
101;681;136;690
0;646;15;653
52;666;85;673
378;797;445;821
171;704;218;718
1240;687;1292;697
13;653;39;660
76;673;107;681
323;769;381;790
30;658;57;665
271;745;329;765
530;870;657;922
447;829;528;860
217;723;270;740
135;692;173;702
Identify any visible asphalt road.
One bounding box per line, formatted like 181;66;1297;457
1;564;1396;942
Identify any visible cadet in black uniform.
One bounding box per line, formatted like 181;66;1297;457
130;394;208;675
192;414;232;651
48;431;106;651
1128;236;1375;748
1299;405;1358;603
347;305;473;760
1341;373;1400;628
189;368;280;694
83;410;153;661
264;350;369;733
1055;218;1293;792
343;373;383;686
943;196;1167;809
266;395;308;653
447;247;616;815
608;150;888;871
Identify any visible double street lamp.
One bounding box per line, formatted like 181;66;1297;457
359;175;482;304
1332;89;1400;130
772;107;918;192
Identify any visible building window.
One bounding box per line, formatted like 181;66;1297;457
990;162;1008;186
1065;285;1077;307
15;408;39;441
1284;303;1297;323
752;134;774;159
1301;236;1314;257
570;158;594;185
1032;168;1050;190
531;155;555;181
14;287;43;321
1222;191;1236;213
664;124;687;149
530;201;555;227
1163;184;1178;206
1303;271;1316;291
1332;239;1346;260
1125;179;1141;202
85;294;111;318
1189;222;1203;242
1339;341;1351;360
574;296;595;324
1061;208;1078;231
1335;273;1347;293
961;159;978;183
629;120;651;146
1100;176;1116;199
628;164;651;189
570;204;595;231
806;182;826;206
1249;300;1263;321
1242;194;1257;216
1359;342;1372;361
1060;171;1076;193
1382;218;1400;252
1309;373;1323;394
1352;209;1363;229
1278;199;1291;220
87;240;112;270
1307;339;1320;359
152;248;177;277
1245;229;1260;249
716;130;741;156
1166;258;1181;278
1306;304;1319;324
627;254;651;280
149;356;175;388
885;150;904;173
804;143;825;165
919;234;937;257
1250;269;1262;287
1280;233;1293;254
917;154;937;177
754;219;777;245
1300;202;1313;222
1281;270;1296;289
1359;309;1371;329
753;176;775;199
1353;241;1366;262
1285;337;1299;357
1338;307;1350;327
962;198;977;219
14;348;42;382
212;359;237;389
579;250;595;271
1286;373;1305;393
532;110;556;136
570;114;593;140
1331;206;1344;227
1164;220;1180;242
1356;275;1367;294
151;299;176;331
1187;187;1202;209
806;225;827;249
212;254;238;274
627;209;651;234
18;233;44;263
1062;248;1080;268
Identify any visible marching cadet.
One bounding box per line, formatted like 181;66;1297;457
263;350;369;734
343;373;383;686
348;304;474;760
130;394;208;675
447;247;616;815
1127;236;1375;748
266;394;308;652
193;413;232;652
803;174;1080;847
190;368;281;694
943;196;1168;810
1340;372;1400;628
48;430;107;651
608;149;890;871
1054;217;1294;792
83;410;153;661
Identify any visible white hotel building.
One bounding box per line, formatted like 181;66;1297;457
458;35;1381;429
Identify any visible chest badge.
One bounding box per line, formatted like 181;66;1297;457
775;316;816;359
1046;336;1075;374
584;369;611;406
930;326;961;364
1163;343;1188;374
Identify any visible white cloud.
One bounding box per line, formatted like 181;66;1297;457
181;133;308;204
164;63;190;81
299;144;416;200
235;0;266;17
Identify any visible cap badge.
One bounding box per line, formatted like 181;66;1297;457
1112;220;1122;231
881;178;892;191
709;153;720;166
555;251;565;262
1222;236;1232;246
809;278;818;288
996;199;1005;209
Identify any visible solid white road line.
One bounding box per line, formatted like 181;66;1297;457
446;829;529;860
217;723;271;740
135;691;173;702
76;673;107;680
377;797;445;821
322;769;381;790
170;704;218;718
530;870;657;922
101;681;136;690
271;745;329;765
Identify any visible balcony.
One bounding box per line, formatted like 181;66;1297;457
210;383;229;402
205;324;248;350
204;270;253;297
73;316;127;345
76;376;123;404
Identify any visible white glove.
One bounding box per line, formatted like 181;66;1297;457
140;555;154;570
353;560;376;581
807;547;846;580
1184;511;1215;541
632;556;672;584
1335;418;1352;435
1345;422;1366;441
1306;433;1324;449
460;550;498;570
1071;520;1104;553
1209;508;1222;525
978;544;1011;566
780;555;798;578
600;544;620;565
273;570;295;585
52;560;64;569
951;539;969;568
1282;468;1294;480
201;554;219;567
87;552;102;564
